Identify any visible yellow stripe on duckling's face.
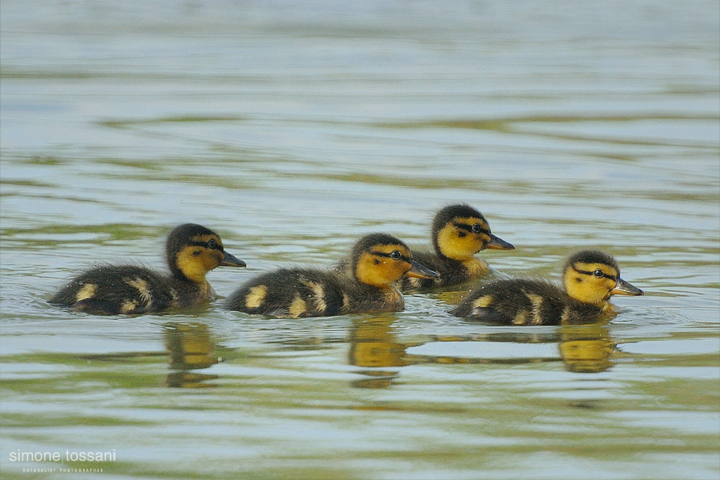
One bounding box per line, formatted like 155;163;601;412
355;244;414;288
436;217;493;261
175;234;226;284
563;261;620;306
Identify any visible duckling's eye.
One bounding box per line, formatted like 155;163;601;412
390;250;402;260
471;224;482;233
593;269;605;278
207;239;218;249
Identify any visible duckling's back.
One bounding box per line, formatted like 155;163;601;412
225;268;406;318
452;279;602;325
225;268;346;317
50;265;175;315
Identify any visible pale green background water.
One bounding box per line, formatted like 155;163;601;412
1;1;719;479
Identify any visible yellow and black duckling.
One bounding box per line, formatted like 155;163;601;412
225;233;438;318
452;250;643;325
398;204;514;290
49;223;246;315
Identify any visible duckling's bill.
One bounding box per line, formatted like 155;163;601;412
405;260;439;279
220;251;246;267
484;234;514;250
611;277;643;296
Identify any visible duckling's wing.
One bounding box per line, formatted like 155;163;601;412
225;268;345;318
452;278;567;325
50;265;173;315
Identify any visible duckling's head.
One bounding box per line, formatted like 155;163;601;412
432;204;514;261
562;250;643;306
167;224;246;284
352;233;438;288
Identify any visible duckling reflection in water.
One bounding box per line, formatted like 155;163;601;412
398;204;514;291
348;316;408;389
349;316;409;368
559;325;616;373
50;224;246;315
452;250;643;325
165;323;218;370
165;323;220;388
225;233;438;318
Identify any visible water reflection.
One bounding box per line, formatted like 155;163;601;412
348;316;407;388
558;324;615;373
348;317;617;386
405;325;616;373
164;322;219;388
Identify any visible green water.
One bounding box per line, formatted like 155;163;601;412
1;1;719;479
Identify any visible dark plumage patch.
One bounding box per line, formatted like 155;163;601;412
226;233;422;318
564;250;619;273
452;279;603;325
225;269;345;317
49;265;175;315
49;223;243;315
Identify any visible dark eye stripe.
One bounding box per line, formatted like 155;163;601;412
572;266;616;281
372;251;411;263
453;222;490;235
188;240;223;251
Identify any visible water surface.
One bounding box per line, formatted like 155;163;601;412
1;1;719;479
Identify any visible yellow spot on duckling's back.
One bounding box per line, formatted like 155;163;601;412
560;306;572;324
288;294;307;318
301;280;326;312
472;295;494;309
525;293;544;325
245;285;268;309
125;277;152;307
512;311;528;325
121;300;138;314
75;283;97;302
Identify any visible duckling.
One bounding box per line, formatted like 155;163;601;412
398;204;514;290
49;223;246;315
452;250;643;325
225;233;438;318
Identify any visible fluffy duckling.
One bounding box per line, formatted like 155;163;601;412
399;204;514;290
50;223;246;315
225;233;438;318
452;250;643;325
